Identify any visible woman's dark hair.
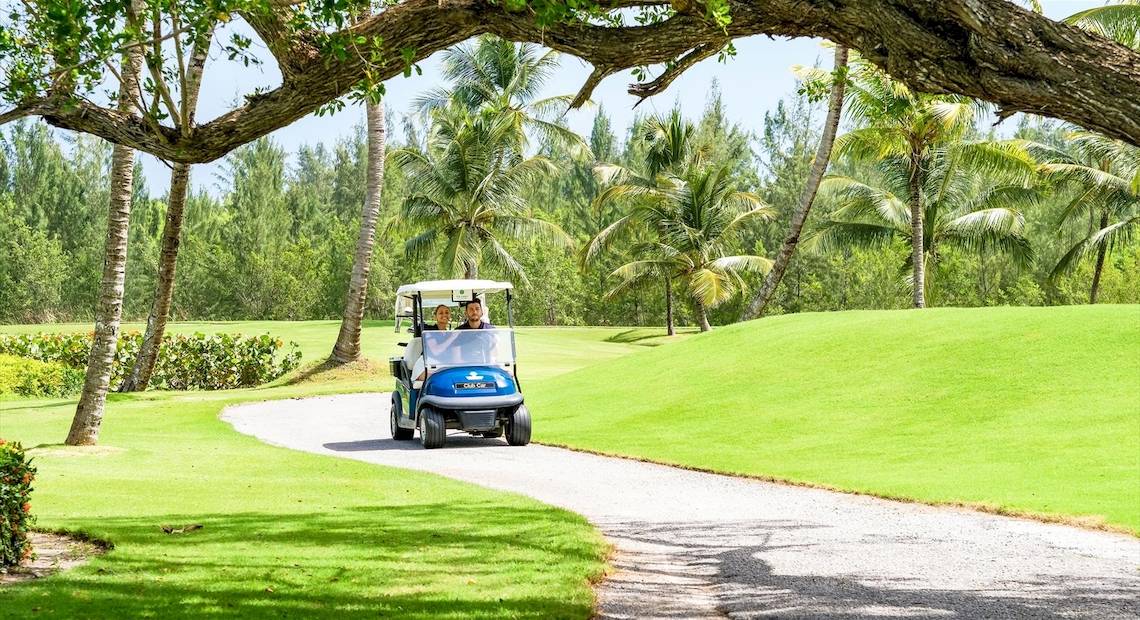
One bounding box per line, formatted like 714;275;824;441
434;304;450;313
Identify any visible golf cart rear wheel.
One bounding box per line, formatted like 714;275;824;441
390;393;413;441
506;405;531;446
419;407;446;449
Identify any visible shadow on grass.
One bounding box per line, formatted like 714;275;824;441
602;329;672;346
0;504;600;619
283;358;385;387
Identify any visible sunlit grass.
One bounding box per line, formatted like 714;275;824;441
528;305;1140;533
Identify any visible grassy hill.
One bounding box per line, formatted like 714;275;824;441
528;305;1140;533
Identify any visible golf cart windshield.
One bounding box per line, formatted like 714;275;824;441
421;329;515;369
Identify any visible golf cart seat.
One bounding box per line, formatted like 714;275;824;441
403;337;423;374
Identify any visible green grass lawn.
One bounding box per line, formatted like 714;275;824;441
528;305;1140;534
0;322;688;618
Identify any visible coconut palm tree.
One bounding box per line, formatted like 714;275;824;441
586;165;774;332
582;109;709;334
414;36;587;157
330;100;386;363
808;142;1039;302
1028;131;1140;303
1065;1;1140;50
742;44;849;320
67;2;145;445
393;103;570;281
837;62;987;307
121;28;213;390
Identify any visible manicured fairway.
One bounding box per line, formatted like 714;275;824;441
0;322;689;618
0;381;608;618
527;305;1140;534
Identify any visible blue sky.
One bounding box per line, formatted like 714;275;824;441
137;0;1096;197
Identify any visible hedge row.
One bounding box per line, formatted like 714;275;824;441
0;440;35;567
0;332;302;391
0;354;85;398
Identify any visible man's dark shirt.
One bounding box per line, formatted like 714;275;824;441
457;320;493;330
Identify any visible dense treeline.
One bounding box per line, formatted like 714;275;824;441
1;75;1137;327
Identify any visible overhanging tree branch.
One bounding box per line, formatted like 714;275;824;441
629;41;724;106
10;0;1140;163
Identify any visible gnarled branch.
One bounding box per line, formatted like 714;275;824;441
17;0;1140;163
629;41;724;106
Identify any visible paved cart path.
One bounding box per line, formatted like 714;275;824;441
223;394;1140;619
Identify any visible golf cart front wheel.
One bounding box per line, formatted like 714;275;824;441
507;405;531;446
391;393;413;441
420;407;446;449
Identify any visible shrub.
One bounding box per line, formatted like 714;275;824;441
0;332;302;391
0;354;84;398
0;440;36;567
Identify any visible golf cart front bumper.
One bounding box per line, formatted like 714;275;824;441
418;394;523;432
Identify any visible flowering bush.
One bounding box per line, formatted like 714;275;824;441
0;332;302;391
0;440;36;567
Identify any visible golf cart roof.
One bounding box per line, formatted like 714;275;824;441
396;279;513;298
394;279;514;319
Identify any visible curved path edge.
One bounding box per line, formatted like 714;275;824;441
223;393;1140;619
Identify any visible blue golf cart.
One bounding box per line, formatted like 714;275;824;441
388;280;531;449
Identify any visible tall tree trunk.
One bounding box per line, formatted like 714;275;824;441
908;147;927;309
694;299;711;332
331;102;387;363
120;27;212;391
1089;210;1110;304
66;13;144;446
743;44;848;321
664;276;675;336
119;163;190;391
464;260;478;279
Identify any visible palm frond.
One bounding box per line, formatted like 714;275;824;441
805;220;899;254
581;214;635;266
1064;1;1140;50
710;255;773;274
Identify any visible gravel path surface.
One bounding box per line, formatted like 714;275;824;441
223;393;1140;619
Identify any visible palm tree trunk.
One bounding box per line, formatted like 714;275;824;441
694;299;712;332
908;147;927;309
66;21;144;446
120;27;212;391
664;276;675;336
119;163;190;391
331;102;387;363
1089;210;1110;304
743;45;848;321
464;260;478;279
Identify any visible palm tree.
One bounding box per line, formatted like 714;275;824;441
582;110;708;335
330;100;386;363
808;142;1039;302
586;165;773;332
414;36;586;157
121;28;213;390
1028;131;1140;303
67;2;144;445
393;103;570;281
837;62;986;307
1065;1;1140;50
743;44;849;320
